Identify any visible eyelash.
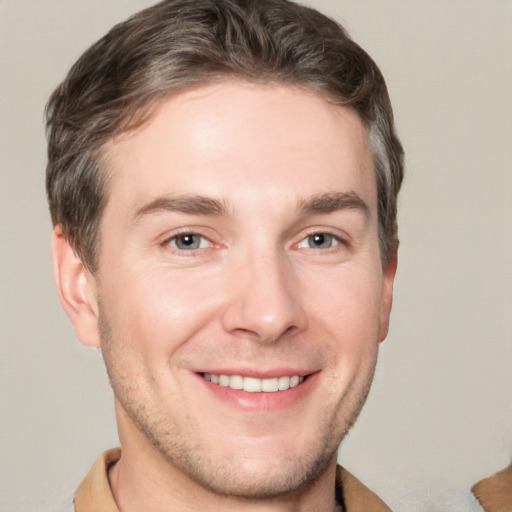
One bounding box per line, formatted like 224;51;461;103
164;232;213;252
162;230;347;255
296;232;343;251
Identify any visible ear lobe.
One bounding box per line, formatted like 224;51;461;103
378;250;398;343
52;226;101;348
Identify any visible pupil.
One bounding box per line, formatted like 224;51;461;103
176;234;200;249
313;234;325;246
308;233;333;249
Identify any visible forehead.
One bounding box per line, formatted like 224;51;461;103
103;81;376;216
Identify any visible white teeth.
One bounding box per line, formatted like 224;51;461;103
243;377;262;392
219;375;230;387
261;377;279;393
203;373;305;392
229;375;243;390
278;376;290;390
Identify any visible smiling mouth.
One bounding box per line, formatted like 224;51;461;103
202;373;306;393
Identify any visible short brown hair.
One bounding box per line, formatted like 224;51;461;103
46;0;404;272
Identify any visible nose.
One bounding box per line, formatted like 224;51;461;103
221;253;307;343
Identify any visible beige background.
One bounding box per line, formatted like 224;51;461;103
1;1;511;511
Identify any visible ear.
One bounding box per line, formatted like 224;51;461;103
378;250;398;342
52;226;101;348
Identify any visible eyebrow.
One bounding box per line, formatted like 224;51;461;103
298;192;370;218
132;195;229;224
132;190;370;225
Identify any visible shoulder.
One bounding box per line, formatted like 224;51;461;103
336;465;392;512
73;448;121;512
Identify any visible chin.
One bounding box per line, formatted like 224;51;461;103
173;448;336;500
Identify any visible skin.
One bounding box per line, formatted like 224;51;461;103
53;81;396;512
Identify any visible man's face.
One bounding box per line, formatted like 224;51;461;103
89;82;395;497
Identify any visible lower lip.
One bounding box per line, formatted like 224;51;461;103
196;372;319;412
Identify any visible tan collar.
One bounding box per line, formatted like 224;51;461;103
74;448;391;512
471;464;512;512
74;448;121;512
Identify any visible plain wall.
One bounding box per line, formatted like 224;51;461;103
1;1;510;511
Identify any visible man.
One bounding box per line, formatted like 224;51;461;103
46;0;403;510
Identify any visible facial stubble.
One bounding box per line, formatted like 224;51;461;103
98;305;378;501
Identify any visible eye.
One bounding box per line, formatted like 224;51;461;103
297;233;340;250
168;233;211;250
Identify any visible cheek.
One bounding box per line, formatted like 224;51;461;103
99;264;224;355
301;265;383;386
306;267;383;338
